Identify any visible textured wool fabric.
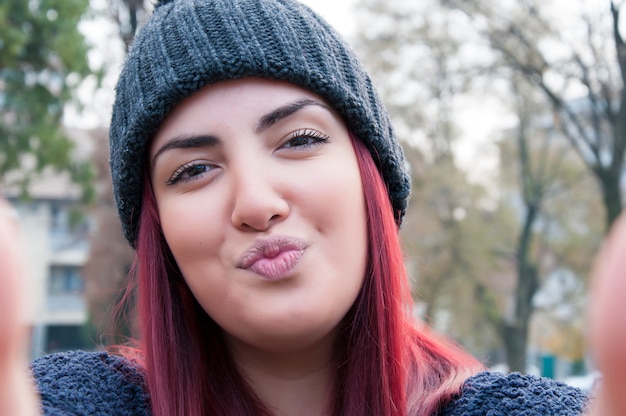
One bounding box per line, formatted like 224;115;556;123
440;371;588;415
109;0;411;246
31;351;149;416
30;350;588;415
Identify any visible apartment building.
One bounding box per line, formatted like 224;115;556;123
5;128;94;359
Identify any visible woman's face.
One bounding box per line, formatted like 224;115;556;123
149;78;367;353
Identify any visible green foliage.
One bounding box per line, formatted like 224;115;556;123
401;154;512;356
0;0;94;201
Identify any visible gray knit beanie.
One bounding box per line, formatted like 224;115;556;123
110;0;411;247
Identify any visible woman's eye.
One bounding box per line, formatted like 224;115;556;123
282;129;330;149
166;162;213;185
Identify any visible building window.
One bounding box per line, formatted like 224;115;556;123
48;265;84;295
45;324;89;353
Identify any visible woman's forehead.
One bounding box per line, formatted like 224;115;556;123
152;78;343;140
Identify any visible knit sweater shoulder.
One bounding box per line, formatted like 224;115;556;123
31;350;588;415
31;350;149;416
439;370;588;415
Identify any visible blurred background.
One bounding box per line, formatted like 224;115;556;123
1;0;620;391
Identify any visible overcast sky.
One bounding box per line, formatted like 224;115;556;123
300;0;358;37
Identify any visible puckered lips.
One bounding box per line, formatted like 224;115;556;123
237;236;308;281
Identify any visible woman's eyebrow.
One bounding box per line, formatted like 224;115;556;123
151;135;219;167
256;99;330;134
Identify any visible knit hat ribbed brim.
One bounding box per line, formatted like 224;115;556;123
109;0;411;246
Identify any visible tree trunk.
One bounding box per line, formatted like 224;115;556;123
503;258;539;373
597;170;623;232
502;323;529;373
503;202;540;373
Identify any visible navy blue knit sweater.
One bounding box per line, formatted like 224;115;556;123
31;350;588;415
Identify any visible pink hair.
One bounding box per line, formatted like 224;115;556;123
127;134;483;416
343;135;483;415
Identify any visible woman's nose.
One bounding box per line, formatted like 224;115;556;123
229;163;290;232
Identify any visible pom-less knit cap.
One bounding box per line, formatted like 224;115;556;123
110;0;411;247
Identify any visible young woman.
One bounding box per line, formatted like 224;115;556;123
2;0;622;414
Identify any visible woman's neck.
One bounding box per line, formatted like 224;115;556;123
226;334;336;416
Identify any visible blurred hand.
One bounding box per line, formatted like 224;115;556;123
0;199;40;415
587;213;626;416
